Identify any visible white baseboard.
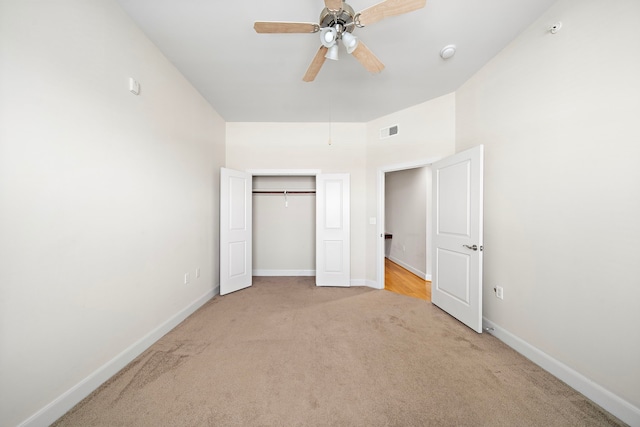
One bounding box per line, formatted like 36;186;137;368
20;288;215;427
387;256;427;280
252;269;315;276
483;318;640;427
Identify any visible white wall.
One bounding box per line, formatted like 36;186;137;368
385;167;428;278
0;1;225;426
365;94;457;283
226;122;368;282
253;176;315;275
456;0;640;420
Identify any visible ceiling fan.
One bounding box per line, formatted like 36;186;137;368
254;0;427;82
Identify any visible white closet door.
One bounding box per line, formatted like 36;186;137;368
432;146;484;332
316;173;350;287
220;168;252;295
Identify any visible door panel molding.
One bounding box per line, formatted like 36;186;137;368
432;146;484;333
220;168;252;295
316;174;350;287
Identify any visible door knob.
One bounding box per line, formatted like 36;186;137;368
463;244;478;251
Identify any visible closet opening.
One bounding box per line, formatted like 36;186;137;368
252;175;317;278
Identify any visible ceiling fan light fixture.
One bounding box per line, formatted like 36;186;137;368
325;43;340;60
254;0;428;81
341;31;358;54
320;27;338;48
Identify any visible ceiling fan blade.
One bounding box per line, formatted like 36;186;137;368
357;0;426;26
254;22;319;34
324;0;343;10
303;46;329;82
350;41;385;74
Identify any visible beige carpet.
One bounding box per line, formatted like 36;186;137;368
54;277;625;426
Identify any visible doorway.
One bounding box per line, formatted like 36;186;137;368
252;175;316;277
378;147;485;332
376;158;441;296
382;166;432;300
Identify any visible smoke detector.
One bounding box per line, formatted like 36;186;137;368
440;44;456;59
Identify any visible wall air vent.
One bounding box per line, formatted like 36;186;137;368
380;125;399;139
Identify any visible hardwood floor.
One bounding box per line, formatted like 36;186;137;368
384;258;431;301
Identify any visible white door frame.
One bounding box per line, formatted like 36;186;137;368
376;158;442;291
247;169;322;177
248;169;352;288
244;169;322;279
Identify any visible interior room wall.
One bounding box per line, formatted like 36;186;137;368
365;94;456;285
384;167;428;278
0;1;226;426
455;0;640;421
252;176;316;275
225;122;368;283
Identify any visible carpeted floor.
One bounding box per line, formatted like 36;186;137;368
54;277;626;426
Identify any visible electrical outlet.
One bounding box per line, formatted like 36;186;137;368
196;268;200;278
495;286;504;300
184;273;190;285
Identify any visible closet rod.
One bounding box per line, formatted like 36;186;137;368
252;190;316;194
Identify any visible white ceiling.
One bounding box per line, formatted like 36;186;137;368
115;0;557;123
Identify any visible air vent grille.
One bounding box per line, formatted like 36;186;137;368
380;125;399;139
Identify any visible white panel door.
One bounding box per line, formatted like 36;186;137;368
316;174;350;287
432;146;484;333
220;168;252;295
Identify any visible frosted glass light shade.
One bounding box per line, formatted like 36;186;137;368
320;27;338;48
325;43;339;60
341;32;358;54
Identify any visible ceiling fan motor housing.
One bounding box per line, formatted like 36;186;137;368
319;2;356;33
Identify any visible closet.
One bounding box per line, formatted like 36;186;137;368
252;176;316;277
220;168;350;295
